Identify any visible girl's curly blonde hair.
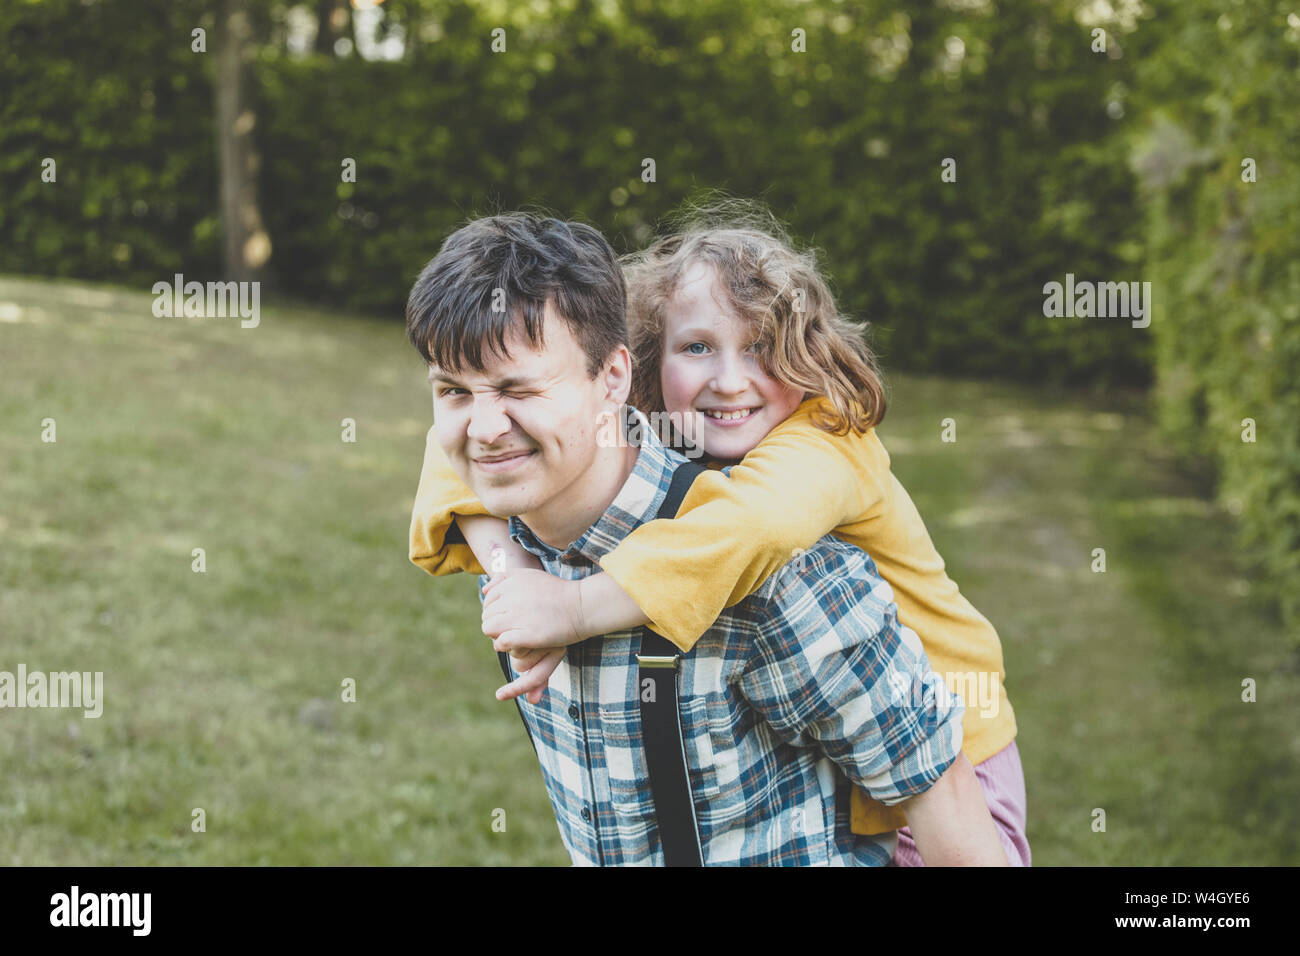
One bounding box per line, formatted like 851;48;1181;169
621;200;886;435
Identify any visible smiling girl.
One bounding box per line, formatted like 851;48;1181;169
409;206;1030;865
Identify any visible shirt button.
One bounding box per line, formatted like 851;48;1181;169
568;704;580;720
581;805;592;821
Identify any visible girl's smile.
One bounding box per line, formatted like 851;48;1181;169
659;262;805;460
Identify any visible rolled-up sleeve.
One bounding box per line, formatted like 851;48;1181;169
737;541;965;805
409;424;490;577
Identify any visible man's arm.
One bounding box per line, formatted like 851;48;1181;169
739;540;1001;865
898;753;1008;866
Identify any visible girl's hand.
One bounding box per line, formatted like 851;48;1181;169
498;646;566;704
481;568;586;651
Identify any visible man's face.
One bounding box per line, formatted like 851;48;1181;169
430;301;627;530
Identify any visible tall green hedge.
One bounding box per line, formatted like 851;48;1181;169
1130;0;1300;630
0;0;219;286
3;0;1149;386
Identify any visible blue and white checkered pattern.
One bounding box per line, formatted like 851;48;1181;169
492;407;964;866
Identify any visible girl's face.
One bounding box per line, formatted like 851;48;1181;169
659;262;806;461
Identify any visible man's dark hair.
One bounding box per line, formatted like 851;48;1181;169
406;214;627;378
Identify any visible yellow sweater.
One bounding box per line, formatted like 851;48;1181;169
409;397;1017;834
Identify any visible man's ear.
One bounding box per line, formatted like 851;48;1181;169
600;345;633;406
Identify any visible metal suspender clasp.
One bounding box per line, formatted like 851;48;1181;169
635;655;680;669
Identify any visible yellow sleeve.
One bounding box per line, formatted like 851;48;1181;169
408;424;492;577
598;397;891;651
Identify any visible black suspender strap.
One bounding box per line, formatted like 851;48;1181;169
637;460;708;866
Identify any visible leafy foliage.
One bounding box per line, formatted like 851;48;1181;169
0;0;219;283
1129;0;1300;631
4;0;1147;385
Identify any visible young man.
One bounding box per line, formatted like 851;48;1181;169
406;213;1007;865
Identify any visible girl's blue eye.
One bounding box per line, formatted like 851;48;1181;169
685;342;709;355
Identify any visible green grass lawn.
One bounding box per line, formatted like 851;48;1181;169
2;274;1297;865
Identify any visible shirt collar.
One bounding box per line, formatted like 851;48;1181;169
507;405;685;566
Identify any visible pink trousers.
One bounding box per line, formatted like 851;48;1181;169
893;740;1031;866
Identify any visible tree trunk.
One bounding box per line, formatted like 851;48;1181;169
214;0;270;283
314;0;342;56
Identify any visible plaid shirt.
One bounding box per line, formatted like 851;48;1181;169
492;408;964;866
